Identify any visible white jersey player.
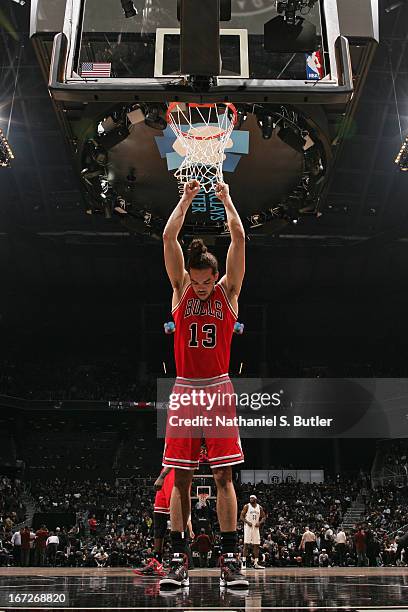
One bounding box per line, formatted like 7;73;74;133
240;495;266;569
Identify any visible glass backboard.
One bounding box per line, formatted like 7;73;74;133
48;0;352;104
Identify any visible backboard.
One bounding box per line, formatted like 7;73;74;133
43;0;353;104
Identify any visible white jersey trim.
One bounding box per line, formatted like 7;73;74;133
210;458;245;468
162;462;198;470
176;373;229;382
171;283;191;314
175;379;231;390
209;452;243;461
218;282;238;320
164;456;198;463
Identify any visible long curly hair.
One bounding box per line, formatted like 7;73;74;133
186;239;218;274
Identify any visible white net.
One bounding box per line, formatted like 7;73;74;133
166;103;237;193
198;493;209;508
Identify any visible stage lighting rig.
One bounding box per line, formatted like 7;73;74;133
276;0;318;25
278;125;307;153
114;196;128;215
385;1;405;13
395;135;408;172
265;0;318;52
120;0;138;18
0;128;14;167
236;106;248;129
96;108;131;153
256;112;275;140
143;105;167;131
249;213;266;228
98;123;130;150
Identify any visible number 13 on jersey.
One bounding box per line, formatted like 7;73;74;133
188;323;217;348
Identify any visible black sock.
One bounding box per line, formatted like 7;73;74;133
170;531;186;554
221;531;237;554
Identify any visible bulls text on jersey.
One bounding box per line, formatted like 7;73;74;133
184;298;223;320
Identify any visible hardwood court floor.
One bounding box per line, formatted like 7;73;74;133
0;566;407;611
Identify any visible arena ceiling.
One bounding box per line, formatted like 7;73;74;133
0;0;407;273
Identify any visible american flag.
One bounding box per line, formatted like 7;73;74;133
81;62;111;78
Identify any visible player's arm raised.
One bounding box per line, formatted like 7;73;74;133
215;183;245;299
163;180;201;291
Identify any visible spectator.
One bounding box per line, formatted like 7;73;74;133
0;537;12;566
396;531;408;565
34;525;49;566
354;527;367;567
195;528;212;568
11;528;22;566
21;526;33;567
88;516;97;536
383;539;397;566
94;547;109;567
324;525;334;555
319;549;330;567
46;531;59;566
300;527;316;567
335;528;347;566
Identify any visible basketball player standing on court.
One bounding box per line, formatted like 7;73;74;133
160;179;248;589
240;495;266;569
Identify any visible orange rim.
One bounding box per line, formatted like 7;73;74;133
166;102;237;141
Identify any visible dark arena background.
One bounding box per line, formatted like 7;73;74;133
1;1;408;611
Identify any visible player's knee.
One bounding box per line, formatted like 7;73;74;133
212;466;232;489
174;468;193;490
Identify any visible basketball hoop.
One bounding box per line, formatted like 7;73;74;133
166;102;238;193
198;492;209;508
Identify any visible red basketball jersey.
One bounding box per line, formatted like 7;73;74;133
172;283;237;378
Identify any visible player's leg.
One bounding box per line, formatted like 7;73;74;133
242;542;249;569
213;466;237;533
160;432;199;589
159;469;194;588
212;465;248;588
170;468;194;535
154;537;164;560
133;513;167;576
153;482;171;563
253;543;264;569
153;512;167;571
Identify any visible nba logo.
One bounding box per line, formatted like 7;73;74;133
306;51;324;81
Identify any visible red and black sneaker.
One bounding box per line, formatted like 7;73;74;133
220;553;249;588
159;553;189;589
150;558;166;576
133;557;165;577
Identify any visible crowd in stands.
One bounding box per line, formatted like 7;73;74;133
1;475;407;569
3;355;408;401
381;440;408;477
362;484;408;533
0;476;26;530
0;358;155;401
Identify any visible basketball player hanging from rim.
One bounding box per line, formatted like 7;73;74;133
160;179;248;589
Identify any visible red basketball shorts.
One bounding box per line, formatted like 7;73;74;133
162;374;244;470
154;468;175;514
